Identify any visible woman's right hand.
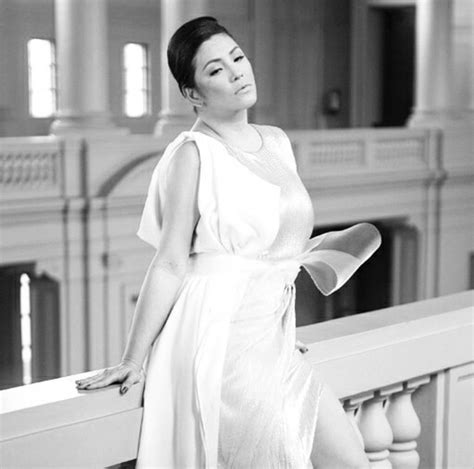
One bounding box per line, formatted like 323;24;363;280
75;360;144;395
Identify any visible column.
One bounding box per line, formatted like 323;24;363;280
154;0;210;137
470;2;474;114
50;0;124;135
408;0;454;126
0;0;10;136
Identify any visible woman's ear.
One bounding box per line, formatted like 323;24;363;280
183;87;204;108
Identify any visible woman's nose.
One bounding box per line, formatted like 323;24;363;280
230;67;243;82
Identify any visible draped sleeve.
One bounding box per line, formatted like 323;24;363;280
137;131;281;258
136;132;214;251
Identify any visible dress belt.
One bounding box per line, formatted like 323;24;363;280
186;238;373;297
187;251;302;285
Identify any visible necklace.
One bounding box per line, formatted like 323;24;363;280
199;120;265;155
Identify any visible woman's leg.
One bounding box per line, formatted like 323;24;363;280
310;384;369;469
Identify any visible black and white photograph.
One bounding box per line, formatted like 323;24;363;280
0;0;473;468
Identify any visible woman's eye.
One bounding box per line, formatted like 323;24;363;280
234;55;244;62
210;68;222;76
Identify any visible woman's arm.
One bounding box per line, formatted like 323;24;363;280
76;141;201;394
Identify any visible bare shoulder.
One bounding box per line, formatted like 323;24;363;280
173;139;200;165
164;140;201;192
167;139;200;175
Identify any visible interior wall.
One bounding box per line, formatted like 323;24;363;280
322;0;351;129
0;0;354;137
0;0;10;136
252;0;352;129
0;0;55;137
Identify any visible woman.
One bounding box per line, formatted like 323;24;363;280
76;16;380;468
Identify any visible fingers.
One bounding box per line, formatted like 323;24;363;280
120;377;133;395
75;371;106;387
76;368;125;390
120;370;143;395
83;372;118;390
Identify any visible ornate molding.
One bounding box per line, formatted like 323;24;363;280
0;139;63;199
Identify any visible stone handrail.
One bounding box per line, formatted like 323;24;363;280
0;291;472;468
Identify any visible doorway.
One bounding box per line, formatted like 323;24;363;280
352;4;416;127
378;6;415;126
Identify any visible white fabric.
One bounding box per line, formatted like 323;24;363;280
137;131;281;257
135;129;381;468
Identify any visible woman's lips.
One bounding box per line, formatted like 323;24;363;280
235;84;252;94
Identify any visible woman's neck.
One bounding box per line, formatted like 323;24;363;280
191;111;262;153
193;109;248;135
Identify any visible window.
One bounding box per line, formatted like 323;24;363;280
27;39;57;118
20;273;32;385
123;43;150;117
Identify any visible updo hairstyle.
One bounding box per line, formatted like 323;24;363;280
167;16;233;96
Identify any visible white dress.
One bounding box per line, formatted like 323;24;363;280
135;125;381;468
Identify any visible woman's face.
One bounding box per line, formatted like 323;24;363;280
190;33;257;115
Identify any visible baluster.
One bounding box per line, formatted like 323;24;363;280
344;392;374;449
358;384;403;468
387;376;431;469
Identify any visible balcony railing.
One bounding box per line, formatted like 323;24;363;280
1;290;472;468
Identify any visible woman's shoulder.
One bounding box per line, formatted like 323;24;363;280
163;130;219;163
167;129;230;158
167;139;200;171
167;130;206;148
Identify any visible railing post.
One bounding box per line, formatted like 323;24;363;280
344;391;374;450
386;376;431;469
358;384;403;468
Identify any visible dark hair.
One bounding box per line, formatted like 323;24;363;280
167;16;233;96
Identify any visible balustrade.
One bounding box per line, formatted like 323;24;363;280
342;377;433;469
0;137;63;199
0;291;472;468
